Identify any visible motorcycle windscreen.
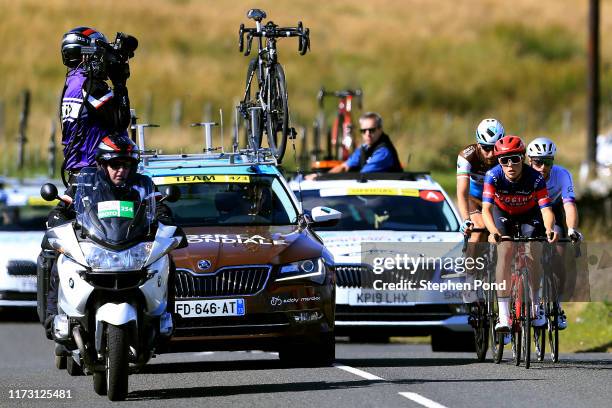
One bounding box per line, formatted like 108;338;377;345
74;167;156;246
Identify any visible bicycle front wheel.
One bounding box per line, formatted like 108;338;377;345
472;302;489;362
522;275;531;369
548;301;559;362
244;58;263;149
264;64;289;162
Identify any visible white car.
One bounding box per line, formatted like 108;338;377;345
291;172;474;350
0;181;58;310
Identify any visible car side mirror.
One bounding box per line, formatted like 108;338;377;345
40;183;59;202
310;206;341;227
162;185;181;203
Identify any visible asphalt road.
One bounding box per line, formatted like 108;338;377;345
0;313;610;408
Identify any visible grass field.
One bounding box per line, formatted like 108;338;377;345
1;0;612;177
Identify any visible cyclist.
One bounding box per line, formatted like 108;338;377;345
527;137;582;329
305;112;402;179
482;135;558;332
457;118;505;239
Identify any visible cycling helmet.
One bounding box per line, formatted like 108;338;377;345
95;134;139;164
527;137;557;158
61;26;108;68
475;118;505;145
494;135;526;157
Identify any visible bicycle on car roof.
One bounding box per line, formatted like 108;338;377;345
237;8;310;163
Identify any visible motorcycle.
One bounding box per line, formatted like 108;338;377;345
40;168;183;401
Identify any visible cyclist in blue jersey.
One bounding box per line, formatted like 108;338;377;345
482;135;558;332
527;137;582;329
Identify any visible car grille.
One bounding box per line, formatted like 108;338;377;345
335;264;368;288
7;260;37;276
175;266;271;298
335;263;437;289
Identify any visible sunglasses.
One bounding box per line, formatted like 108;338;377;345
479;144;495;152
360;127;378;134
531;158;554;167
498;155;523;165
107;161;132;170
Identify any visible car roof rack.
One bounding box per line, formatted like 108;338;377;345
305;172;433;182
130;109;278;171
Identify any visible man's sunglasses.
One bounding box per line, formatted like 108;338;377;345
531;158;554;167
479;144;494;152
107;161;132;170
360;127;378;134
498;155;523;165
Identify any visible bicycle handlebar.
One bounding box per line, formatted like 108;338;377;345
317;87;364;108
239;21;310;56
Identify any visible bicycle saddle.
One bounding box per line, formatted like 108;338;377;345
247;9;266;22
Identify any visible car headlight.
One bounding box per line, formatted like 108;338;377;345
80;242;153;271
276;258;326;284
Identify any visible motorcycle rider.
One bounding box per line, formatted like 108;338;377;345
43;135;177;338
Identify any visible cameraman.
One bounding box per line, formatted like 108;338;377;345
59;26;137;185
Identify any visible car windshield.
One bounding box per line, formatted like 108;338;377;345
300;189;459;232
157;174;299;226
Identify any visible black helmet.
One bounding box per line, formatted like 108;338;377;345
95;134;139;164
61;26;108;68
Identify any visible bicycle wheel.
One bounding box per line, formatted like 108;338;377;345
534;325;546;362
486;252;504;363
264;64;289;162
471;302;489;362
548;301;559;362
244;58;263;149
521;275;531;369
511;279;521;366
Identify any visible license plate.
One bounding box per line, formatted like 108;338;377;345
175;299;245;318
349;290;416;306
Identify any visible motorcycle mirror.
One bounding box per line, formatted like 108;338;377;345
163;185;181;203
40;183;59;202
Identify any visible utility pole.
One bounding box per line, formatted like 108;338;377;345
586;0;600;178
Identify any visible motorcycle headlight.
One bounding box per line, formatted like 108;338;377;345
80;242;153;271
276;258;326;284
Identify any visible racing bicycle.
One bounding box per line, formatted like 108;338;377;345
313;88;363;167
238;8;310;163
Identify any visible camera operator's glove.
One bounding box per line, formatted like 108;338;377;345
567;228;583;242
108;61;130;86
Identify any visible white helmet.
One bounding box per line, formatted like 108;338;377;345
475;118;505;145
527;137;557;157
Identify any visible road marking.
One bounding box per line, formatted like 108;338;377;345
399;392;448;408
333;363;385;380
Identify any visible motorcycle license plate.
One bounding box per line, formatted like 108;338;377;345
175;299;245;318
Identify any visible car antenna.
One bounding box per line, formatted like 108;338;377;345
289;126;305;214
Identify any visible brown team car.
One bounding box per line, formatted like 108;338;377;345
141;154;340;366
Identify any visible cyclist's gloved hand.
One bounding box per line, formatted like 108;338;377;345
488;232;501;244
460;219;473;234
546;230;559;243
567;228;583;242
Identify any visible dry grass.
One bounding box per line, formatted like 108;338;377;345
1;0;612;176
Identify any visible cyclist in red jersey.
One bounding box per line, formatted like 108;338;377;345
482;136;558;332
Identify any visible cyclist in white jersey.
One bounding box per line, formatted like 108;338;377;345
527;137;583;329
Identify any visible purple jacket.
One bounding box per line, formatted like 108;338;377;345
60;69;130;171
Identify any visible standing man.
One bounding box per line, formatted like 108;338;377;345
60;26;136;185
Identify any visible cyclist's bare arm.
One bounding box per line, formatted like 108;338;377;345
329;162;350;173
481;202;501;242
541;206;559;242
563;202;579;230
456;174;471;221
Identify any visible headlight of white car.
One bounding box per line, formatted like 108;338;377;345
80;242;153;271
276;258;326;284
